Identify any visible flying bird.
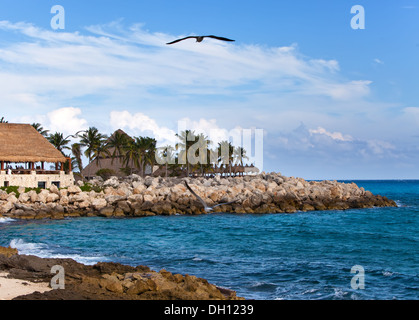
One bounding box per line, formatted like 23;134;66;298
166;35;235;45
184;181;238;213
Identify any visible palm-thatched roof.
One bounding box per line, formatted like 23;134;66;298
83;156;132;178
83;129;133;178
0;123;67;163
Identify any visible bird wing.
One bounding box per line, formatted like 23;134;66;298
205;35;235;42
166;36;197;45
211;199;239;209
184;181;208;209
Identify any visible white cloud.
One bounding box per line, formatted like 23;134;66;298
0;20;373;114
109;111;248;148
403;107;419;124
1;20;416;177
366;140;396;155
46;107;88;136
309;127;353;141
177;118;236;146
109;110;177;146
16;107;88;139
272;123;397;159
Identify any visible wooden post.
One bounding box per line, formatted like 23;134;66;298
67;157;72;172
41;162;44;170
1;161;4;171
60;162;64;171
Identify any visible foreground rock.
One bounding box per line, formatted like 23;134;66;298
0;173;397;220
0;246;242;300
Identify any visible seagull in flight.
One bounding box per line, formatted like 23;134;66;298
184;181;238;213
166;35;235;45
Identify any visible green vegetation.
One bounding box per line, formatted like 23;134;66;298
0;186;43;197
96;168;116;180
79;182;104;193
14;122;250;180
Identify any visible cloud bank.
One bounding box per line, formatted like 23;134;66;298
0;20;417;178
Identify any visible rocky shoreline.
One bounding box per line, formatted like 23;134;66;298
0;246;243;300
0;173;397;220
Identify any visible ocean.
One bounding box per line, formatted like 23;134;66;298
1;180;418;300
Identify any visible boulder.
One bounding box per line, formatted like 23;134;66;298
49;184;60;195
0;190;8;201
0;201;14;214
92;198;107;211
17;186;26;194
68;185;82;194
99;206;114;217
103;177;120;188
18;193;30;203
7;194;18;204
46;193;60;203
0;246;18;257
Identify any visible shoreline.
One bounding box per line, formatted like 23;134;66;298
0;246;243;300
0;272;52;300
0;173;397;220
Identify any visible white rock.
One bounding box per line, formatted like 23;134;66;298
68;185;82;194
46;193;60;203
18;193;30;203
49;184;60;195
7;194;18;204
17;186;26;195
92;198;107;211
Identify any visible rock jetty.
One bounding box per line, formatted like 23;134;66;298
0;173;397;220
0;246;242;300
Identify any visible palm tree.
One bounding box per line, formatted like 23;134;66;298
107;130;130;164
157;145;176;178
188;133;211;177
137;136;157;177
233;146;248;176
47;132;70;155
32;123;49;137
0;117;8;123
92;141;111;169
79;127;108;178
175;130;198;177
218;140;234;177
122;138;140;175
71;143;83;176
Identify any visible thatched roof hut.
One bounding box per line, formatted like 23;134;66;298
83;129;133;178
0;123;67;163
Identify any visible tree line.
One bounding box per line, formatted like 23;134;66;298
2;117;250;179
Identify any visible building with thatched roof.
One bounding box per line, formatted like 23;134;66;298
83;129;130;179
0;123;74;188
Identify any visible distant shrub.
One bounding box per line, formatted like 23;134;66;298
79;183;103;193
0;186;42;197
96;168;116;180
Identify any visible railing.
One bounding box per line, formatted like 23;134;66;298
7;170;64;175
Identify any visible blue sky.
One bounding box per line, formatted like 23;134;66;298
0;0;418;179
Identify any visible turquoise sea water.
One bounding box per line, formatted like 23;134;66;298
1;180;418;300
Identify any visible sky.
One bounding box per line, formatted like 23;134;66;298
0;0;418;179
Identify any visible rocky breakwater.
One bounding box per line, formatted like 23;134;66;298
0;246;242;300
0;173;397;220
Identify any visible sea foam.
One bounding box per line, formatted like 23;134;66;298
9;239;107;266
